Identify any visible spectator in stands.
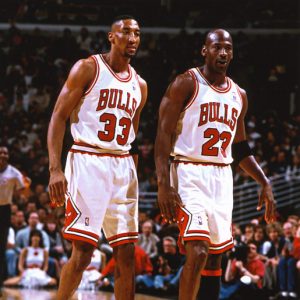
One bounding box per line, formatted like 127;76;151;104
16;211;49;250
99;245;153;289
43;216;68;274
0;145;25;286
13;210;27;233
263;222;285;295
152;236;184;291
221;241;265;300
277;222;298;298
138;220;160;261
3;229;56;288
242;223;255;244
5;227;18;277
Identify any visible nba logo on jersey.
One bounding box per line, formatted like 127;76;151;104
198;216;202;225
132;81;136;91
85;217;89;226
232;91;236;101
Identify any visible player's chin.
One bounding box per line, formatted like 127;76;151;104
125;50;137;58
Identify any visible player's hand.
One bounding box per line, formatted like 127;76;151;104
157;185;183;223
257;181;276;224
49;169;68;207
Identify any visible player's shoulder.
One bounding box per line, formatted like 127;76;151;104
72;56;96;74
171;70;195;92
8;165;22;176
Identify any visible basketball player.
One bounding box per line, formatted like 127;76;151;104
0;145;25;289
48;16;147;300
154;29;276;300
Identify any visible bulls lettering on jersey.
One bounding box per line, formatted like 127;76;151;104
70;54;142;152
172;68;243;164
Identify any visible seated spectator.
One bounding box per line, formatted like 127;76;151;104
15;211;57;278
220;241;265;300
136;236;184;292
263;222;285;295
138;220;160;261
43;215;68;275
13;210;27;233
277;222;298;299
99;245;153;288
3;229;56;288
242;223;255;244
78;248;106;290
15;212;50;250
5;227;18;277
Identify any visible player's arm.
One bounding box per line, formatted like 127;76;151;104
233;87;276;223
47;58;95;207
154;72;194;222
131;76;148;169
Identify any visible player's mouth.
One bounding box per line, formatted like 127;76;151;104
127;46;137;51
216;59;228;67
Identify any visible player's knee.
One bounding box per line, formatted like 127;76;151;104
186;241;209;264
71;241;95;271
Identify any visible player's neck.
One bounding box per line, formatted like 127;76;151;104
103;52;130;73
201;66;227;88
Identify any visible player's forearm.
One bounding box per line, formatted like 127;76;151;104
47;113;67;172
239;156;270;186
154;130;172;187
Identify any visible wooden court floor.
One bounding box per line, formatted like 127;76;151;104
1;288;173;300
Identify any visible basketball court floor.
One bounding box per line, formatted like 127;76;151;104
1;288;173;300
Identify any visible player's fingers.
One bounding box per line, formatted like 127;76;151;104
257;191;264;210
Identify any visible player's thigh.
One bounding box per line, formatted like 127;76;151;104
103;156;138;247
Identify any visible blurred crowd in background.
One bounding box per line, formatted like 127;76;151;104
0;1;300;298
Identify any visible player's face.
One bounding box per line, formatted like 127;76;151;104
202;32;233;74
110;19;141;58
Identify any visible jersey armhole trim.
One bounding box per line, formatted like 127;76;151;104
235;83;244;109
183;70;199;111
84;55;100;96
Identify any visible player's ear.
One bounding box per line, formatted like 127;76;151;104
108;32;114;44
201;45;207;57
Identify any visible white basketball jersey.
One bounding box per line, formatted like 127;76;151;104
172;68;243;164
70;54;142;152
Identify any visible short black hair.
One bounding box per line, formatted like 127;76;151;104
112;15;137;24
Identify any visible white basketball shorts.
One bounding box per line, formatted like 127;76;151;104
63;146;138;248
171;161;234;254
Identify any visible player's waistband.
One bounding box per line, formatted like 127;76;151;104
172;155;230;167
70;141;130;157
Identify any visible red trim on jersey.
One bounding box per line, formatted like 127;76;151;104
74;141;99;148
68;227;99;240
183;236;211;243
209;243;234;254
197;68;231;93
63;232;98;247
201;269;222;276
107;232;139;242
100;54;132;82
84;55;100;96
70;148;131;158
110;238;138;248
210;238;233;247
172;160;229;167
183;70;199;111
186;230;210;235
